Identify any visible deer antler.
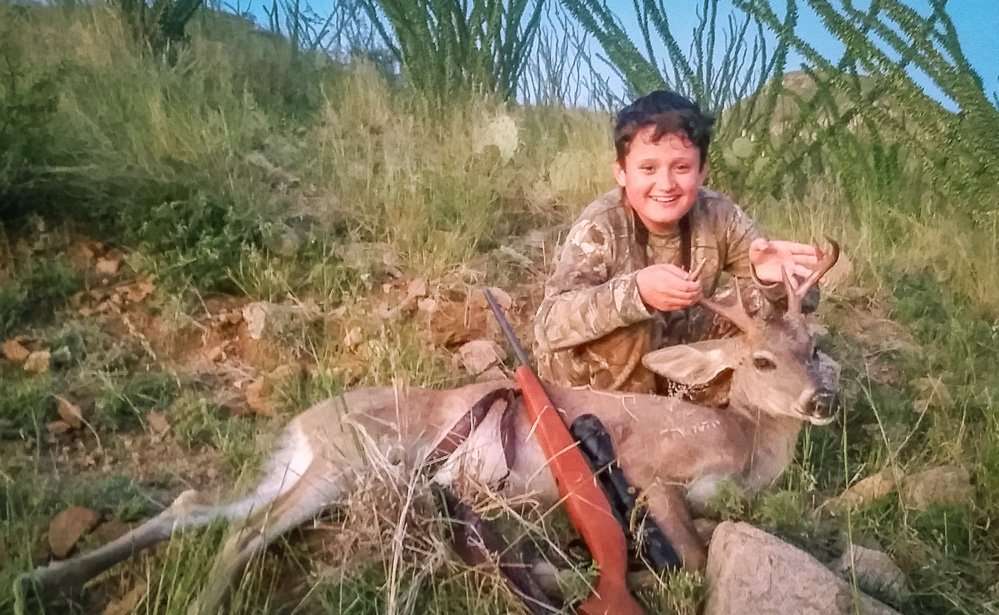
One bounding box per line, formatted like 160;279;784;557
784;239;841;317
691;261;759;336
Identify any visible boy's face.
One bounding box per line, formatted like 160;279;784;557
614;126;707;234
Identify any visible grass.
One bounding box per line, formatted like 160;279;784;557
1;2;997;614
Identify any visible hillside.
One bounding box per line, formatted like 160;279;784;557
2;4;998;615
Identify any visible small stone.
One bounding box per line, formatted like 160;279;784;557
23;350;51;374
102;580;146;615
417;297;438;314
457;340;507;375
91;519;130;546
343;327;364;350
407;277;428;299
245;378;274;416
2;338;31;362
830;469;898;511
47;420;73;435
900;465;972;510
833;544;909;602
55;396;84;429
49;506;100;559
96;256;121;276
147;411;170;435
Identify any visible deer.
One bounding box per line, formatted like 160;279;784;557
17;242;840;615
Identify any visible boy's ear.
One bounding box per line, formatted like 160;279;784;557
613;160;627;187
642;338;742;385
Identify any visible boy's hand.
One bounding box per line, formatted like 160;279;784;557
636;264;703;312
749;238;820;286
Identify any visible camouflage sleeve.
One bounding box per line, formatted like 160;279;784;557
721;201;819;311
533;218;651;353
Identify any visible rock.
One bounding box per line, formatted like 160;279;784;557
147;411;170;435
2;338;31;362
343;327;364;350
48;506;100;559
833;544;908;603
23;350;51;374
47;420;73;435
900;465;972;510
91;519;131;546
474;366;508;382
694;518;720;544
829;469;898;511
406;277;428;300
102;580;146;615
50;345;72;367
705;521;900;615
245;378;274;416
242;301;321;341
417;297;438;314
96;255;121;276
457;339;507;375
55;396;84;429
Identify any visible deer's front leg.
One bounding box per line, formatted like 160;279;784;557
641;482;706;570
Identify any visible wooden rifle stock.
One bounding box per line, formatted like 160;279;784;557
483;290;645;615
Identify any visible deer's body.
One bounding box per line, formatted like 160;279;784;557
18;244;841;615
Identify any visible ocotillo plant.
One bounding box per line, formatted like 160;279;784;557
112;0;204;58
360;0;545;104
738;0;999;208
559;0;800;192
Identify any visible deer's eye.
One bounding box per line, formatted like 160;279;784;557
752;355;777;371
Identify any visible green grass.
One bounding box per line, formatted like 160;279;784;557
0;2;997;614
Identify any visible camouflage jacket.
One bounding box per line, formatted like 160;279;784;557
533;187;798;391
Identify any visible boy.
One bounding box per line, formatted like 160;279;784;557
534;90;834;395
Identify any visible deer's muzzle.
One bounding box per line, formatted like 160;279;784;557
800;388;838;425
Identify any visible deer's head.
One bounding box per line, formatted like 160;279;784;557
641;241;841;425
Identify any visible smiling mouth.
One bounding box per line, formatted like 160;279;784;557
650;195;680;205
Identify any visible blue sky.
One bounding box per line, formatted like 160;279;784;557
600;0;997;108
246;1;998;108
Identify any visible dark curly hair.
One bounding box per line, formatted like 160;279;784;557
614;90;715;168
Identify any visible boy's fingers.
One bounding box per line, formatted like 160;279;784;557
793;264;813;279
792;253;819;266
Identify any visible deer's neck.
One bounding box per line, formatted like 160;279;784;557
739;406;804;492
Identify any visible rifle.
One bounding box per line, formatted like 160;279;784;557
483;289;645;615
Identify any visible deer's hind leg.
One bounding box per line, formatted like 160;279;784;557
15;489;244;608
187;462;346;615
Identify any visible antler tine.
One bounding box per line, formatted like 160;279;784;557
786;238;841;317
699;278;759;336
782;263;802;317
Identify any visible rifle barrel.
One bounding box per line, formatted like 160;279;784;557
483;289;530;367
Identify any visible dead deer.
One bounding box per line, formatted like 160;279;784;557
18;243;840;614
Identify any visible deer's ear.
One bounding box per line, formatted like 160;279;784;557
642;338;742;386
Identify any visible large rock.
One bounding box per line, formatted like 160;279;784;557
705;522;900;615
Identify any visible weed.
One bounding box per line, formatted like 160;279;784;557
94;370;180;430
0;257;82;339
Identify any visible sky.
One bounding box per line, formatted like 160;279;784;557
599;0;998;109
247;0;998;109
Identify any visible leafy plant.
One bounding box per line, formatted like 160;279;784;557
361;0;545;103
112;0;204;57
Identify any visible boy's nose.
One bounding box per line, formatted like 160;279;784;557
657;170;678;189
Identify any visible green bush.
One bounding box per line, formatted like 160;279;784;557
0;258;82;339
